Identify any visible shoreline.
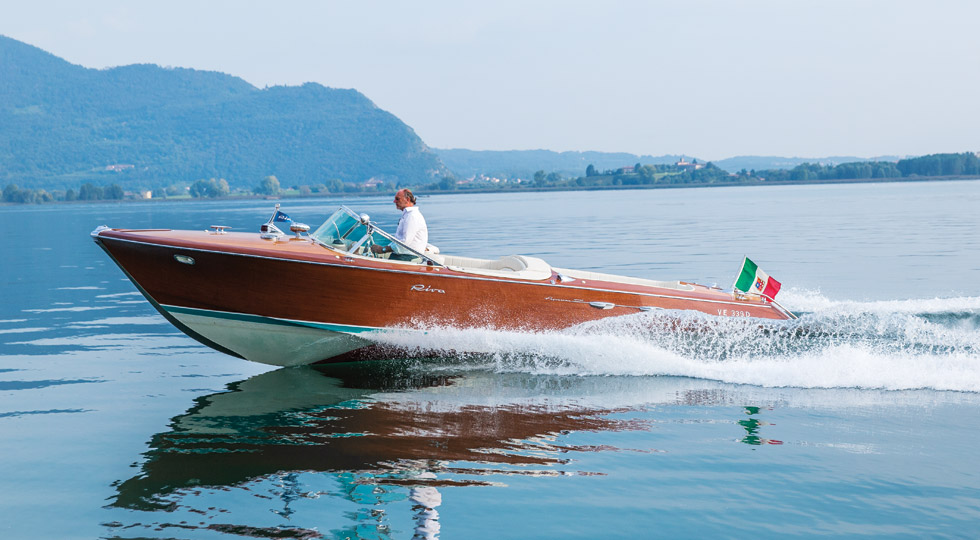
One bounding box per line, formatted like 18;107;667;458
3;174;979;207
429;174;980;196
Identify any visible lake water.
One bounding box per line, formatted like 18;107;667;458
2;181;979;539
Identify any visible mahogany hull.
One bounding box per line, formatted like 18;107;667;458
93;228;791;366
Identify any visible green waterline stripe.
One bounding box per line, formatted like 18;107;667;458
163;305;381;335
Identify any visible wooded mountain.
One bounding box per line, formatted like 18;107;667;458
0;35;448;191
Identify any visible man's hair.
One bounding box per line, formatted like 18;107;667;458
402;189;417;204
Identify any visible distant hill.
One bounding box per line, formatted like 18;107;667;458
434;149;906;178
0;35;447;191
434;148;694;179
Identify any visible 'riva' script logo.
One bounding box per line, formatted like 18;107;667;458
411;284;445;294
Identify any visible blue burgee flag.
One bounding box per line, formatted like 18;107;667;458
273;211;292;222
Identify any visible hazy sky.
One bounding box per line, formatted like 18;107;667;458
3;1;978;160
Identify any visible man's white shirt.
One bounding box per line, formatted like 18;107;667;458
395;206;428;252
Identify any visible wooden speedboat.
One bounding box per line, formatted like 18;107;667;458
92;205;793;366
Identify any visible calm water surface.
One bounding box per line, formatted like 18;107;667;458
1;181;979;539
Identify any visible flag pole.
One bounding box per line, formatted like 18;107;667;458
765;295;797;319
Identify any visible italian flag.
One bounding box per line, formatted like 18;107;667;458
734;257;781;301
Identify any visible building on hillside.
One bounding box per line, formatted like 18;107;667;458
105;164;134;172
469;174;507;183
676;159;705;171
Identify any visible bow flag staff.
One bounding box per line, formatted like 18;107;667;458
733;257;796;319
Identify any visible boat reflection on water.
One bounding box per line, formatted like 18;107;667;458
107;362;784;538
107;361;662;538
113;363;637;504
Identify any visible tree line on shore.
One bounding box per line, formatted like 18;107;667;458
748;152;979;182
3;152;977;204
422;152;980;192
0;174;392;204
426;152;980;191
2;182;126;203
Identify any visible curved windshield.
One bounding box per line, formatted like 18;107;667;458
311;207;435;264
310;208;366;251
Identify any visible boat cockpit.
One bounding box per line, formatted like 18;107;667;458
310;206;439;264
278;205;690;288
306;206;556;280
